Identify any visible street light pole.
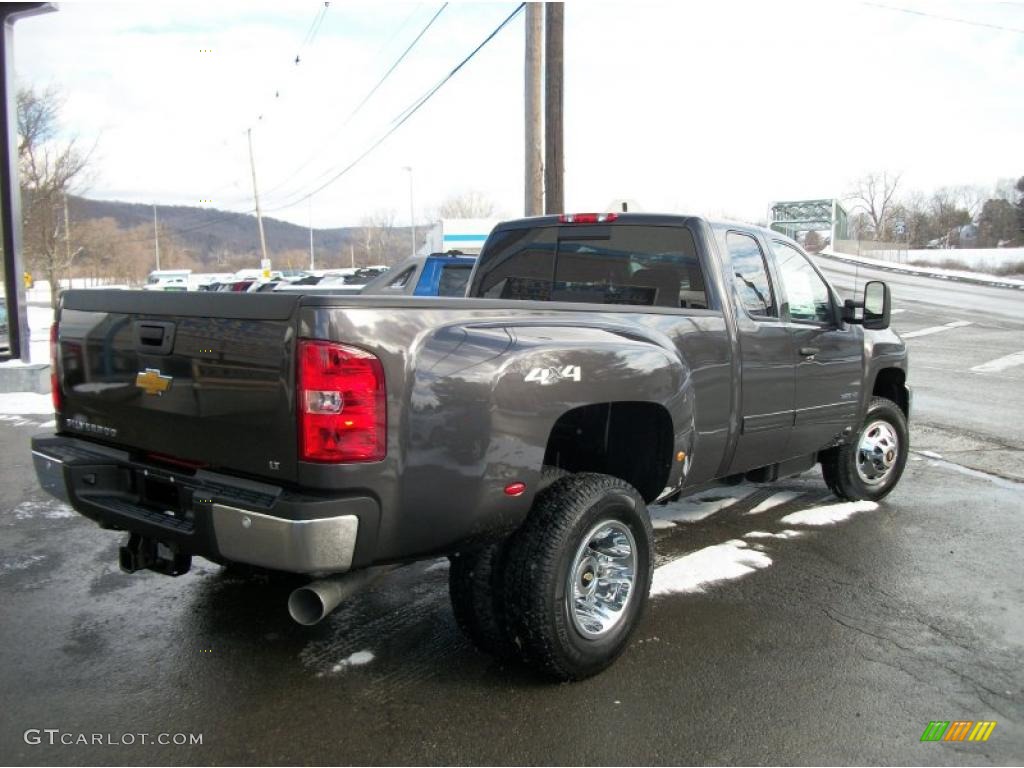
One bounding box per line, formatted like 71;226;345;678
403;165;415;258
152;203;160;271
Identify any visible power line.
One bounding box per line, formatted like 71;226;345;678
265;3;526;214
101;3;522;247
203;1;333;203
255;3;449;202
860;1;1024;34
342;3;448;129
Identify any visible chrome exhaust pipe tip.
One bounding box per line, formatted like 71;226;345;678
288;565;398;626
288;585;332;626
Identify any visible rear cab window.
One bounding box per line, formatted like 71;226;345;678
436;264;472;297
472;223;708;309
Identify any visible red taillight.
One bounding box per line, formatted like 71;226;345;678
297;339;386;463
559;212;619;224
50;322;62;412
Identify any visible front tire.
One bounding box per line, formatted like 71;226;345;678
822;396;909;501
502;473;654;681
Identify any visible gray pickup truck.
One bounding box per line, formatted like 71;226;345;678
31;213;910;680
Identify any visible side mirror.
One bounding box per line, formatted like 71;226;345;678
863;280;890;330
841;281;891;329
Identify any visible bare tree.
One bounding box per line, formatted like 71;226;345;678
847;172;902;242
358;210;402;266
436;191;496;219
18;86;94;305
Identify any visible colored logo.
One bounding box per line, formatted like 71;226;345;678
920;721;996;742
135;368;173;396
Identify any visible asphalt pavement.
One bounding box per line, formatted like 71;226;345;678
1;267;1022;765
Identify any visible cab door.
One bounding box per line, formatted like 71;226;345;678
722;230;797;474
769;239;863;457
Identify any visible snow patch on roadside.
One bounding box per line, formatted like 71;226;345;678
319;650;375;676
0;554;46;575
746;491;802;515
779;501;878;526
744;529;803;540
651;518;676;530
652;486;757;524
0;392;53;415
11;499;74;521
651;540;771;596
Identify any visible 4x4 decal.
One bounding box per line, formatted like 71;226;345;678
525;365;582;385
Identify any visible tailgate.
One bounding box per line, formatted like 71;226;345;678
56;290;302;483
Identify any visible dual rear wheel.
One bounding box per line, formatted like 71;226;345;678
449;473;653;681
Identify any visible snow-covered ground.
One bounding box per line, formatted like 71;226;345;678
858;246;1024;270
822;249;1024;288
0;392;53;414
0;304;53;365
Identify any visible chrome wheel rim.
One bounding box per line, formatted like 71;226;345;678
567;519;637;639
857;419;900;486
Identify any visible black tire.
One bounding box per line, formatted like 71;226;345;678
822;396;909;501
502;473;654;681
448;543;517;659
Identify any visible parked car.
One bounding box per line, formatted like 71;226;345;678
32;213;909;681
217;280;256;292
143;270;191;292
359;252;476;297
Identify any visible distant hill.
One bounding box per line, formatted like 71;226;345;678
68;195;380;265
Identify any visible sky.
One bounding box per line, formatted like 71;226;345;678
14;0;1024;230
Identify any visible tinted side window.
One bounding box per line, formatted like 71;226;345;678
388;268;415;289
726;232;776;317
437;264;472;297
475;225;707;309
771;240;833;323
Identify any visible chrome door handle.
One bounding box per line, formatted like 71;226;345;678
799;346;819;357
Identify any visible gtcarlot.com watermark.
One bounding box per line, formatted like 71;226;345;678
24;729;202;747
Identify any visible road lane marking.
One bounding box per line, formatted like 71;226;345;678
902;320;972;339
970;351;1024;374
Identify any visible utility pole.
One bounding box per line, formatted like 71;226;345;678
152;203;160;271
308;196;315;271
524;2;543;216
543;1;564;215
350;243;355;268
403;166;416;258
63;193;71;264
247;127;270;271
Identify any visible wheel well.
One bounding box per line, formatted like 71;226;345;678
873;368;908;416
542;402;673;503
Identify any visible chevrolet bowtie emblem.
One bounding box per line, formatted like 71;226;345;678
135;368;173;396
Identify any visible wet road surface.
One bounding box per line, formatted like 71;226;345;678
1;415;1021;765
